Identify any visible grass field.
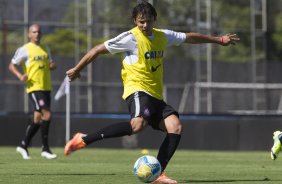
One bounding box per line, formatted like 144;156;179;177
0;147;281;184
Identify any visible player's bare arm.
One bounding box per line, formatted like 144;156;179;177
185;32;240;46
66;43;109;82
8;63;28;82
49;62;57;70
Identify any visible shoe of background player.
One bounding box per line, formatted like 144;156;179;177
64;133;86;156
151;172;178;184
41;149;57;159
271;130;282;160
16;146;31;160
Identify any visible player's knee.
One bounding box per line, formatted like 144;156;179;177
130;117;146;134
168;122;182;134
42;111;52;121
131;123;143;133
175;123;182;134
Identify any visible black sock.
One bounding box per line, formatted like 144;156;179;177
157;133;181;172
21;122;40;149
40;120;51;151
83;122;133;145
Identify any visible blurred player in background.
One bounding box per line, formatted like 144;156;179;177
9;24;57;160
271;131;282;160
64;1;239;183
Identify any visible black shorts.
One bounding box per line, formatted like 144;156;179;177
28;91;51;112
126;91;179;130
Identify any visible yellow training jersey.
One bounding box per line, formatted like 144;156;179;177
122;27;167;100
21;42;52;93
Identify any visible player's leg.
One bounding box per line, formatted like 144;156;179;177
150;99;182;184
25;111;41;147
40;108;51;151
153;114;181;184
16;112;40;160
40;108;57;159
16;92;42;159
64;120;135;155
271;130;282;160
64;117;148;155
85;120;136;143
157;114;182;171
33;91;57;159
64;91;147;156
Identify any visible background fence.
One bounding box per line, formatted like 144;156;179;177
1;0;282;115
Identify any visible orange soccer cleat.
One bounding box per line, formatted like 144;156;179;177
64;133;87;156
151;172;178;184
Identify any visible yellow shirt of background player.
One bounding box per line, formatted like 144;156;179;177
22;42;52;93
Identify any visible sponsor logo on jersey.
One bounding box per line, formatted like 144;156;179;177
38;65;45;69
151;64;161;72
144;50;163;60
33;55;49;61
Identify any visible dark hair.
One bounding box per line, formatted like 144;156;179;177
132;0;157;20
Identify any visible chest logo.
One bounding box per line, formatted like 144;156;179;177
151;64;161;72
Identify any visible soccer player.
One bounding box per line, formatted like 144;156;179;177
9;24;57;160
64;1;239;183
271;131;282;160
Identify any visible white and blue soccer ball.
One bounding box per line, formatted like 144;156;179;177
133;155;162;183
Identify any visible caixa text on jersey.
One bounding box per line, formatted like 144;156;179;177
144;50;163;60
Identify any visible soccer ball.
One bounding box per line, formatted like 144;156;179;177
133;155;162;183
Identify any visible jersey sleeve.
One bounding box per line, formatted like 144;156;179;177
11;46;28;65
104;31;136;54
161;29;186;47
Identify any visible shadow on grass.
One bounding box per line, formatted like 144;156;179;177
18;173;117;176
180;177;278;183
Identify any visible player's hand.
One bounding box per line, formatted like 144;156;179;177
19;74;28;82
66;68;81;82
49;62;57;70
220;33;240;46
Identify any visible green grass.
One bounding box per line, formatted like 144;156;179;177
0;147;281;184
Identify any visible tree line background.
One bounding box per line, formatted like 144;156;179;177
1;0;282;62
